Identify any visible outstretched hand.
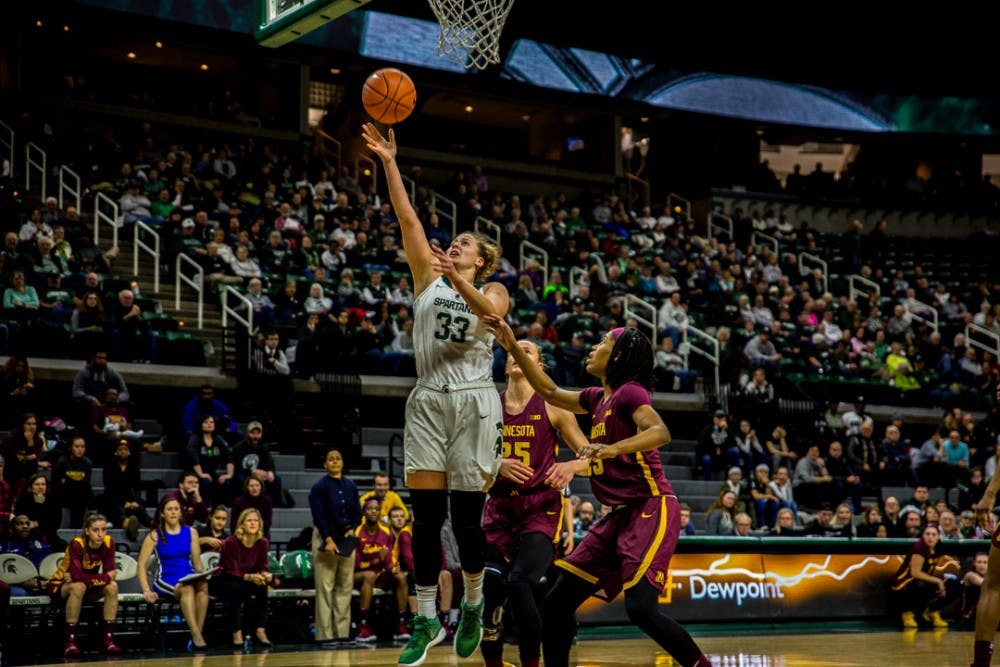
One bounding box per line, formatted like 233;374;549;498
429;244;459;280
362;122;396;162
482;314;516;351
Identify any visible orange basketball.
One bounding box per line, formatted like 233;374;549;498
362;67;417;125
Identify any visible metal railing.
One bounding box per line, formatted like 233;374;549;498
221;286;255;368
0;120;13;178
355;154;378;196
966;322;1000;358
848;273;880;304
94;192;119;249
568;266;588;298
708;211;732;240
905;297;939;333
175;253;204;329
590;253;609;284
474;216;501;246
25;142;46;199
313;129;342;172
667;192;691;221
430;191;458;240
519;240;549;289
798;252;828;294
133;221;160;293
681;324;720;395
751;230;779;256
58;165;81;213
624;294;658;346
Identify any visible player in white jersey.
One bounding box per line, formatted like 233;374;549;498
363;123;510;667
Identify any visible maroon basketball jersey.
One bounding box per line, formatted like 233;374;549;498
491;391;560;497
578;382;674;506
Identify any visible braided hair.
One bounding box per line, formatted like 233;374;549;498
605;327;654;390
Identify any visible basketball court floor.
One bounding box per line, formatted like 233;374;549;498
18;631;981;667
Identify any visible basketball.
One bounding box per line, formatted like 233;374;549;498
362;67;417;125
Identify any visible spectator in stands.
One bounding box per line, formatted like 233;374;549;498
857;505;886;538
743;328;781;370
939;510;962;540
659;290;690;348
107;288;149;362
197;505;230;553
765;425;798;473
750;464;780;529
653;336;694;392
792;443;835;511
573;500;596;542
770;507;807;536
164;470;210;526
1;356;37;427
231;474;273;539
697;409;735;481
359;472;410;525
679;502;696;536
826;440;863;514
70;290;107;359
72;350;131;429
899;508;925;539
768;465;799;523
47;512;122;657
52;436;95;530
881;496;902;537
830;502;857;537
732;419;767;478
802;502;843;537
958;467;987;513
1;514;51;593
31;235;69;275
212;507;274;650
945;429;971;487
310;447;362;646
848;421;884;498
243;278;276;324
842;396;874;438
733;512;754;536
230;244;262;280
890;523;954;629
182;384;238;441
200;241;243;291
1;412;50;500
15;472;61;547
18;208;52;242
913;431;949;488
90;386;140;463
882;424;915;487
352;497;397;642
248;330;294;444
3;270;40;318
136;495;210;651
705;489;738;535
720;466;751;516
99;438;149;542
186;415;235;506
742;367;778;433
232;420;284;507
304;282;333;317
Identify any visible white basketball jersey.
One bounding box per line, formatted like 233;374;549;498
413;276;494;386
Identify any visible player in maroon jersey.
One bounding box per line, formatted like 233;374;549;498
480;339;589;667
484;318;711;667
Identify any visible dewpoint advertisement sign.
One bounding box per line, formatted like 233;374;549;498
576;551;903;624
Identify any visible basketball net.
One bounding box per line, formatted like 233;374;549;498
426;0;515;71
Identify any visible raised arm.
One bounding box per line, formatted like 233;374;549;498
362;123;433;292
483;314;584;413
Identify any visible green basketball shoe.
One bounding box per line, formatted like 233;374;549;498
398;615;446;667
453;598;485;658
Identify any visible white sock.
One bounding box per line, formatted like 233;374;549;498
416;585;438;619
448;608;459;624
463;571;484;605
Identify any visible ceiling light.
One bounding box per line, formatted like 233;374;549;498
127;52;136;59
200;64;209;71
35;20;43;27
63;25;70;32
464;105;473;113
329;68;341;75
155;41;163;48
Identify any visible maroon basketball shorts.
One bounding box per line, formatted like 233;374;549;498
483;490;563;562
557;494;680;600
